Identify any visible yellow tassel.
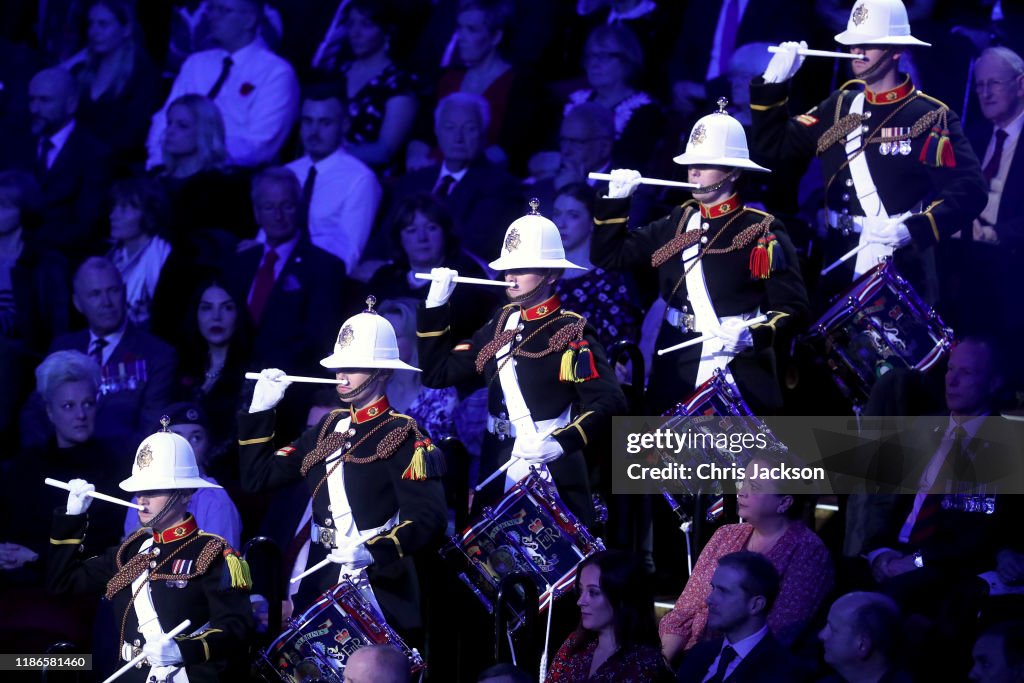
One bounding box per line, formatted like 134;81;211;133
560;347;576;382
224;552;251;590
402;443;427;481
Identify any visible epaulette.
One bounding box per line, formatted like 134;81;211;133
838;78;866;92
552;313;598;384
198;533;252;590
389;412;446;481
743;207;773;218
916;91;950;110
651;203;699;267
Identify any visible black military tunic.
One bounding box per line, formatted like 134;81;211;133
238;397;446;631
592;194;809;415
417;295;627;527
47;514;252;682
750;75;986;304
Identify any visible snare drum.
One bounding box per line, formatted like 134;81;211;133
440;470;603;629
257;579;424;682
805;259;953;406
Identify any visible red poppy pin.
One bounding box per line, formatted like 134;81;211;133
240;82;255;96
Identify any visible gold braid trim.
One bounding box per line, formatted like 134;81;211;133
149;538;225;581
300;410;347;476
475;311;586;372
817;112;868;155
651;206;697;267
701;212;774;256
309;414;407;500
817;92;944;155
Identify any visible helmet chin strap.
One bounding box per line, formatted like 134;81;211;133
142;490;189;532
508;279;550;306
337;368;385;404
691;172;739;196
857;47;897;84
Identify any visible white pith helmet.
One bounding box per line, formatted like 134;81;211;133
834;0;931;47
488;199;586;271
119;417;222;492
672;98;771;173
319;296;420;371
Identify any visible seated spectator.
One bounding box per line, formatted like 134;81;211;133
818;592;911;683
660;454;833;664
287;85;381;275
106;178;172;330
388;92;522;262
146;0;299;169
676;551;813;682
528;102;615;209
564;23;665;172
478;663;532;683
123;402;242;548
545;549;672;682
970;620;1024;683
165;0;284;77
175;277;251;449
69;0;161;166
154;93;254;240
379;297;459;441
367;194;497;339
549;182;641;351
316;0;418;171
25;256;177;448
344;644;410;683
0;170;70;352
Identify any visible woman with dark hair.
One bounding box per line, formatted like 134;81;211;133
71;0;161;165
319;0;418;170
368;193;496;339
106;177;172;329
659;453;833;665
175;278;252;448
550;182;641;351
563;23;665;172
546;549;673;682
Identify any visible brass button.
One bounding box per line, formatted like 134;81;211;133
842;193;850;202
324;518;332;527
700;236;709;244
515;334;523;342
845;178;854;187
702;222;710;230
151;547;160;556
149;561;157;568
327;505;333;512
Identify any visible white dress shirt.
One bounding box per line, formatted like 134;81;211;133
40;120;75;170
89;325;126;367
702;625;768;682
286;148;381;273
147;37;299;168
979;108;1024;228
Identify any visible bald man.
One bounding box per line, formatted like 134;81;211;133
343;645;410;683
17;68;112;255
819;592;911;683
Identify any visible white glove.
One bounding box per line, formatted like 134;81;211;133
425;267;459;308
142;637;184;667
762;41;807;83
249;368;292;413
714;318;754;354
511;433;564;464
605;168;642;199
328;543;374;569
864;218;912;248
66;478;94;515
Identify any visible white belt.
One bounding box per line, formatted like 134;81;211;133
665;305;697;333
486;413;570;441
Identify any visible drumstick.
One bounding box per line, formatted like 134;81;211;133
101;619;191;683
656;315;768;356
768;46;867;60
587;173;700;190
413;273;515;288
290;557;332;584
475;427;559;491
820;243;868;275
244;372;344;385
45;478;145;511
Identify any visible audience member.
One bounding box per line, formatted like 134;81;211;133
287;86;381;275
565;24;664;172
164;0;284;76
478;663;532;683
146;0;299;168
343;644;411;683
70;0;161;166
970;620;1024;683
367;193;496;339
675;551;814;683
660;454;833;664
320;0;418;170
545;550;672;682
30;257;177;447
818;592;911;683
154;93;254;240
123;402;242;547
389;92;523;261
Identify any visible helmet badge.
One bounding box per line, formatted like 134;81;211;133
690;123;707;146
337;325;355;350
852;3;869;26
136;444;153;469
505;227;521;252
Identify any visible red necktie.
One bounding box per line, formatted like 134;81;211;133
249;248;279;325
983;129;1008;184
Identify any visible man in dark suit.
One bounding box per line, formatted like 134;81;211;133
225;166;357;378
818;592;912;683
5;68;113;257
676;551;812;683
387;92;523;263
30;257;177;448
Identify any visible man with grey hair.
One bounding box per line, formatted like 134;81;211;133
28;257;177;448
389;92;522;262
225;166;355;379
342;645;411;683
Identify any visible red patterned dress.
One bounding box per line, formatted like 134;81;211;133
545;631;673;682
